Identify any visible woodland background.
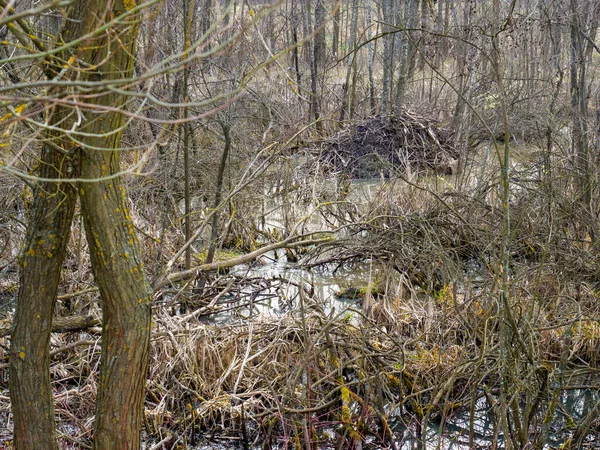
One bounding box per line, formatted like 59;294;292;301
1;0;600;448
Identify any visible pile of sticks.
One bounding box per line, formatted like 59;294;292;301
317;111;458;178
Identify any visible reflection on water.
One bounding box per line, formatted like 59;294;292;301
392;397;497;450
389;388;600;449
216;250;367;324
166;387;600;450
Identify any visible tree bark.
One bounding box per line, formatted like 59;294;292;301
311;0;325;132
79;151;152;450
9;1;152;448
73;1;152;447
9;124;78;450
570;0;600;243
394;0;419;111
367;0;376;114
205;121;232;265
8;0;88;446
380;0;393;114
332;0;340;56
339;0;358;122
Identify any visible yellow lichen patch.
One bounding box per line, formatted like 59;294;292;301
19;351;25;360
25;248;35;257
386;373;400;387
1;103;27;124
288;79;298;95
339;383;352;424
63;55;76;69
123;0;136;11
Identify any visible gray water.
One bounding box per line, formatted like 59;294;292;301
169;387;600;449
390;388;600;449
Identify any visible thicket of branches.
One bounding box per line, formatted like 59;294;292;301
1;0;600;448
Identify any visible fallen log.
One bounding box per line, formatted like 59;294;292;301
0;314;100;338
153;232;334;289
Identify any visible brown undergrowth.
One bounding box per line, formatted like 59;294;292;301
0;131;599;448
0;268;598;449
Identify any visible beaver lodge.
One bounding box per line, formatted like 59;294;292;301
315;111;459;178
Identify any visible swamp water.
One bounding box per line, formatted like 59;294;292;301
200;246;600;449
159;387;600;450
191;157;600;449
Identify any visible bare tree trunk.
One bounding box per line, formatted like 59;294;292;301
380;0;393;114
290;0;304;110
206;121;232;265
183;0;194;270
367;0;376;114
312;0;325;132
452;0;477;176
543;1;563;183
77;2;152;448
394;0;419;111
9;124;78;450
80;152;152;450
570;0;600;243
332;0;340;56
8;0;86;446
339;0;358;122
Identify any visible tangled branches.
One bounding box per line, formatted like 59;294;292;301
315;112;459;178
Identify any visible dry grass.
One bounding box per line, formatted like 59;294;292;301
0;266;597;449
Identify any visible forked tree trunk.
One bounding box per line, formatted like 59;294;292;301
9;0;152;448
